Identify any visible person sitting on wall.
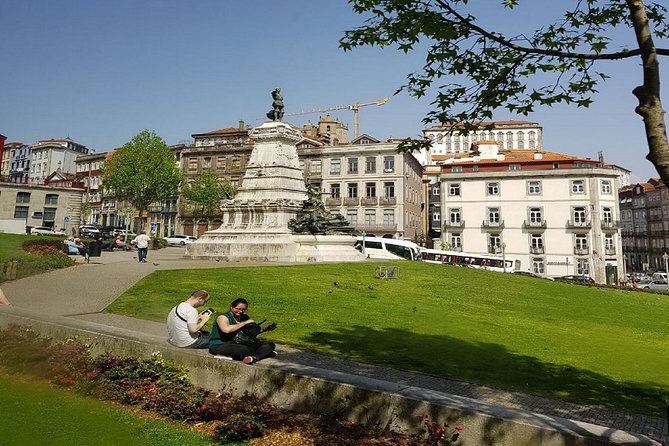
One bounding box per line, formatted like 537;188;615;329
166;290;213;349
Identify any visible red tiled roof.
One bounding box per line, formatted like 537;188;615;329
194;127;246;136
434;149;598;166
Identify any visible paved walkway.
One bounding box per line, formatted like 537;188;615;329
2;247;667;444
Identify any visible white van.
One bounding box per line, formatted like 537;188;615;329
354;236;421;260
652;272;668;282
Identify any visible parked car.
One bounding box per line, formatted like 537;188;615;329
31;226;66;236
555;275;595;283
632;277;653;289
163;234;197;246
79;225;100;238
640;280;669;291
512;270;555;281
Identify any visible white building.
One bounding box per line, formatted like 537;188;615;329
420;120;543;165
29;138;89;185
438;142;622;284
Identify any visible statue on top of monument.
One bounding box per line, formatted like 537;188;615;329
266;88;284;122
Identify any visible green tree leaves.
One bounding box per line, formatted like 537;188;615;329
182;168;237;218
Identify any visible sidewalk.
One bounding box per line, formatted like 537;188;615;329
2;247;667;444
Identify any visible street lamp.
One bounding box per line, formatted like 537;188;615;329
663;252;669;291
501;242;507;273
622;254;628;286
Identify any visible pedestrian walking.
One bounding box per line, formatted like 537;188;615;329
133;231;151;263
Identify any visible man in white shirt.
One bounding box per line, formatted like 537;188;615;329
133;231;151;263
166;290;212;348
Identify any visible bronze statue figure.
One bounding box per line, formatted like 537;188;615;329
288;183;354;235
266;88;284;121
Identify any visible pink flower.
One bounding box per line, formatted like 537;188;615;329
87;371;99;379
434;427;445;436
456;424;464;432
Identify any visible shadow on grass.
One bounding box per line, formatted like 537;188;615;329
299;325;667;419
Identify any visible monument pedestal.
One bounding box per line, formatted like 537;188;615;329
186;121;362;263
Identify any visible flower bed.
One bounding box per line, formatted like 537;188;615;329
0;325;462;445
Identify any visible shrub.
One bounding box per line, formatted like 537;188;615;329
414;415;463;446
213;413;266;443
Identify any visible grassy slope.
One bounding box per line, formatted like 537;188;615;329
0;373;221;446
0;233;74;282
105;261;669;416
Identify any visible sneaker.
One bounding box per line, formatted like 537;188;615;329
213;355;233;360
242;356;256;364
269;351;278;358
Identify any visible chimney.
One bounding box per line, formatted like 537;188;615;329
238;120;245;131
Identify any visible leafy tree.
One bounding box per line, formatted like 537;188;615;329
101;130;182;229
181;168;237;218
341;0;669;182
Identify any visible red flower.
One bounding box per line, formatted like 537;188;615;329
456;424;464;432
245;422;252;430
434;427;445;436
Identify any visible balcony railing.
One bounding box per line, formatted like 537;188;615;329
379;197;397;205
353;223;398;234
605;248;616;255
481;220;505;230
444;220;465;229
343;197;359;206
600;220;620;231
522;220;547;230
573;247;589;255
361;197;378;206
325;197;342;206
530;247;545;254
566;220;591;230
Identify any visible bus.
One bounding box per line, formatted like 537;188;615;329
354;236;422;261
420;248;519;272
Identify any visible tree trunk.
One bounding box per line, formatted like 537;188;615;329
628;0;669;183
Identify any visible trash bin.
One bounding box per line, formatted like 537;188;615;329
26;226;33;235
87;240;102;258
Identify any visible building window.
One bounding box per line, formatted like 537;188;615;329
365;157;376;173
517;131;525;149
530;258;543;274
364;209;376;225
384;182;395;198
14;206;29;219
188;158;198;171
472;165;479;172
601;180;612;194
575;234;588;250
383;209;395;225
330;159;341;175
452;166;462;173
203;157;212;168
509;163;521;171
347;157;358;174
43;207;57;224
230;176;240;186
16;192;31;203
489;234;501;252
451;233;462;248
432;212;441;222
604;235;614;251
346;209;358;225
45;194;58;205
449;208;461;224
576;258;589;275
331;183;341;199
531;234;544;250
529;207;542;224
449;183;461;196
573;206;587;224
383;156;395;173
347;183;358;198
602;207;613;224
571;179;585;193
431;186;440;196
310;160;322;174
365;183;376;198
487;182;499;195
527;181;541;195
488;207;500;224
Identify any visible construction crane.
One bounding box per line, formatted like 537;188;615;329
285;97;389;139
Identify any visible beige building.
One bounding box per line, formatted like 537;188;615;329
0;182;83;234
438;142;622;284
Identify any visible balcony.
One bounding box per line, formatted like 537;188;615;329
566;220;591;230
600;220;620;231
354;223;398;234
573;247;589;255
522;220;547;231
361;197;378;206
481;220;505;230
379;197;397;205
605;248;616;255
487;245;502;254
343;197;359;206
443;220;465;229
325;197;342;207
530;247;545;254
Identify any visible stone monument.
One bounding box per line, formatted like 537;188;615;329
186;90;363;262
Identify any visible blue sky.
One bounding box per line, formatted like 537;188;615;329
1;0;665;182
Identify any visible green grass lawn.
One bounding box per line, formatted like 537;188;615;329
0;372;226;446
105;261;669;417
0;233;75;283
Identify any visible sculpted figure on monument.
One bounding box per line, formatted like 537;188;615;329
266;88;284;121
288;183;354;235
